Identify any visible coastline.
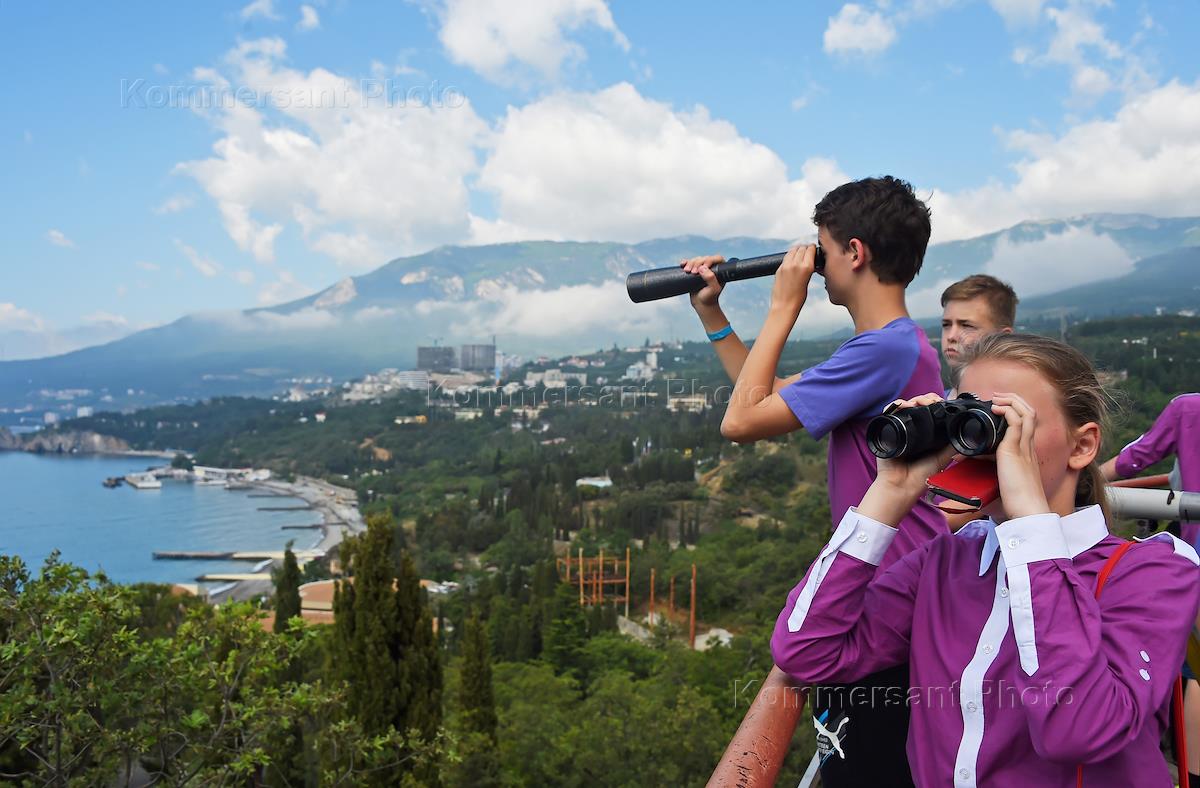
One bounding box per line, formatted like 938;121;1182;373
206;475;364;604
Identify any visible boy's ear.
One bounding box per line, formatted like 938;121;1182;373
1068;421;1101;470
849;238;871;272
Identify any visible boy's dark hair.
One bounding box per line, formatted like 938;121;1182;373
812;176;931;286
940;274;1019;328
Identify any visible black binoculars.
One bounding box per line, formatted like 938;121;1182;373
866;393;1007;461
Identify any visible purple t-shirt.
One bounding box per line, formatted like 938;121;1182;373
780;317;947;570
1117;393;1200;543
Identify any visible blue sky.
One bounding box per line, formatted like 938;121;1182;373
2;0;1198;359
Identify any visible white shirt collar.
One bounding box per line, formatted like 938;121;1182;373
963;504;1109;576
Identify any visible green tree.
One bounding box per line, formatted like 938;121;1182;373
0;553;443;787
273;543;302;635
459;616;497;740
449;615;499;787
542;585;588;677
330;512;443;782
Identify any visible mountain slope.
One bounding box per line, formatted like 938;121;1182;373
3;215;1198;411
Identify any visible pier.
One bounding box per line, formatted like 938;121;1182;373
257;505;313;511
195;572;274;582
154;549;324;561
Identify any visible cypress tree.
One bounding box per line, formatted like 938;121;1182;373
459;615;497;740
272;543;302;634
395;551;443;741
544;585;587;676
268;544;306;787
329;512;443;767
451;616;501;787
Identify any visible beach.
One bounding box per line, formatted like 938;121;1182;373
207;474;365;604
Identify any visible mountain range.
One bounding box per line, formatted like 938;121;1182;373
3;213;1198;413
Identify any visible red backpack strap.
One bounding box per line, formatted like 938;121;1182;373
1077;540;1188;788
1094;540;1137;597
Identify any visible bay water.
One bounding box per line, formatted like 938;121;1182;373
0;451;322;587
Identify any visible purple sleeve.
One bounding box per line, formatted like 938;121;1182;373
997;519;1200;763
1116;399;1181;478
778;327;925;440
771;509;925;683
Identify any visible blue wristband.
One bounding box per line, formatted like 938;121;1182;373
706;324;733;342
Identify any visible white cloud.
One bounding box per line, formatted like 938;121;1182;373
23;130;33;144
0;303;47;331
824;4;897;55
174;239;222;277
433;0;629;83
240;0;280;21
177;38;487;270
905;276;961;319
1015;0;1143;102
928;79;1200;240
234;269;256;285
46;229;75;248
1072;64;1112;96
257;269;312;306
219;202;283;263
983;226;1133;296
475;82;848;243
0;305;139;360
297;4;320;30
82;311;129;327
198;306;335;332
153;62;169;75
988;0;1044;27
135;260;160;272
153;194;193;214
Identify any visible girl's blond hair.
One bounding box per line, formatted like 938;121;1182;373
960;333;1112;521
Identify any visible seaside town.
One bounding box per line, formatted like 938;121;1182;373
6;2;1200;786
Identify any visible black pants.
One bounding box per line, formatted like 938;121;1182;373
811;663;915;788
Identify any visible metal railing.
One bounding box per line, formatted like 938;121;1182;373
707;666;806;787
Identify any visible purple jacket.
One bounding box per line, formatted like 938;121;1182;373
772;505;1200;787
1117;393;1200;543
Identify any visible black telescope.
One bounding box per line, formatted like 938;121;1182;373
625;248;824;303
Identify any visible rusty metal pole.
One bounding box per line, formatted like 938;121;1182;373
578;547;584;606
565;553;570;583
624;546;631;618
598;547;605;604
706;666;807;787
649;567;655;627
689;563;696;649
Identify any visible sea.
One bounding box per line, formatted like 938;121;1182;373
0;450;323;588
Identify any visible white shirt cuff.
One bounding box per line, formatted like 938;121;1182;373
995;513;1068;568
835;507;898;567
785;508;896;633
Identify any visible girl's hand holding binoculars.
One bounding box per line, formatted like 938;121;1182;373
860;394;958;525
989;393;1052;519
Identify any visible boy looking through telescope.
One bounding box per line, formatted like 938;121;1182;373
680;175;946;787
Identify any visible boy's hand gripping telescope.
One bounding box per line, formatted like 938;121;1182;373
625;248;825;303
